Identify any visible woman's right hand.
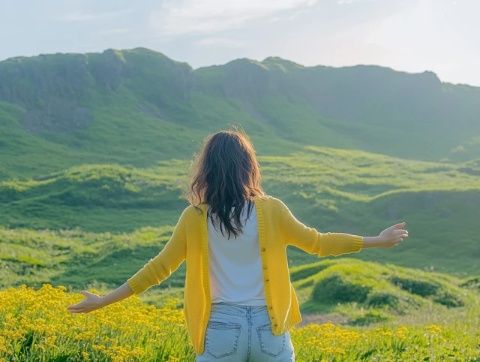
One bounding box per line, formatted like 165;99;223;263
67;290;106;314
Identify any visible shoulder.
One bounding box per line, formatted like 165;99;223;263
259;194;288;212
170;204;202;230
179;195;287;217
181;204;202;218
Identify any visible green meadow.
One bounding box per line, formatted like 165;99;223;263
1;48;479;360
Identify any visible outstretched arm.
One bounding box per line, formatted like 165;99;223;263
67;282;134;313
67;206;189;314
276;198;409;256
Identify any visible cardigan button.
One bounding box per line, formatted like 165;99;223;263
261;247;266;252
265;279;270;282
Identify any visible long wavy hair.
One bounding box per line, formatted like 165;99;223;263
187;126;266;238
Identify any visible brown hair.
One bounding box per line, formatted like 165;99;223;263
186;126;265;238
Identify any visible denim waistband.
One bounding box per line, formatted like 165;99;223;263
211;301;268;317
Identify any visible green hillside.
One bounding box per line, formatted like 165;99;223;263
2;222;478;328
1;145;480;277
291;258;479;326
1;48;480;181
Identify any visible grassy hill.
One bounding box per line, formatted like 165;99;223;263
2;220;478;329
291;258;478;325
1;146;479;276
1;48;480;181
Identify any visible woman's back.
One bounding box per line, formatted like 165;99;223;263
207;201;266;306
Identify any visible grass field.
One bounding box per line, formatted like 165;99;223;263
2;146;480;277
0;280;478;361
1;146;480;361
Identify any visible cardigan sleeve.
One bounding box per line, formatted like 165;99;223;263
275;198;364;257
126;207;189;295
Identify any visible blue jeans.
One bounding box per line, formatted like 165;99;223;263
195;302;295;361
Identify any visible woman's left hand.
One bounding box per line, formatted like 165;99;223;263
377;222;409;248
67;290;105;313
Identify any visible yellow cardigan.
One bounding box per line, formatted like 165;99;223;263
126;194;364;355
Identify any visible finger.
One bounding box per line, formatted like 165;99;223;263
67;303;82;309
70;306;90;312
394;222;406;228
68;304;85;312
68;307;83;313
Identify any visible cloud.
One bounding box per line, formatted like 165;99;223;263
195;37;245;48
148;0;320;35
99;28;131;36
58;9;132;22
336;0;380;4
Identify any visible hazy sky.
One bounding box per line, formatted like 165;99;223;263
1;0;479;86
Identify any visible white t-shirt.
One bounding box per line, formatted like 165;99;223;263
207;202;267;306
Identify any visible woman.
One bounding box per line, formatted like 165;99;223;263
67;128;409;361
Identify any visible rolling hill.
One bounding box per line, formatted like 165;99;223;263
1;47;480;180
2;220;478;328
1;146;479;276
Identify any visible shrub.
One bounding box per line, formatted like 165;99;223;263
312;273;371;304
365;291;400;309
433;292;464;307
390;276;439;297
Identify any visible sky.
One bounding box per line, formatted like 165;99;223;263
1;0;479;86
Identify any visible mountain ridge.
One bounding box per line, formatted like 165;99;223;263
5;47;473;88
1;46;480;179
